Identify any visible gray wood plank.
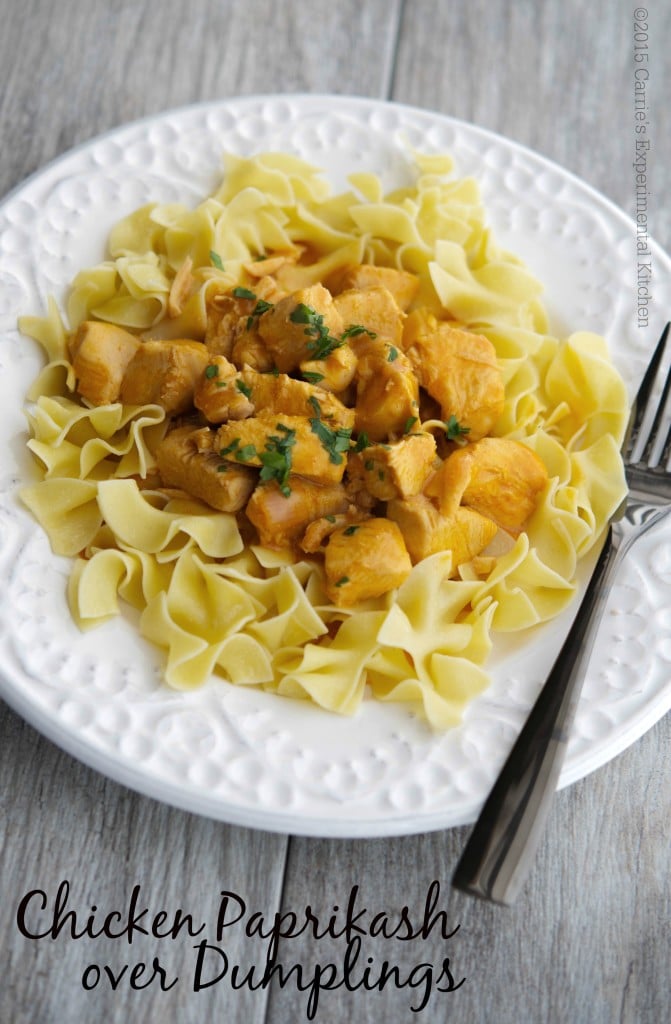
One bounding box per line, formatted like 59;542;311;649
269;714;671;1024
0;0;403;199
0;706;288;1023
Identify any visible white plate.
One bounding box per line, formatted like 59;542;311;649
1;95;670;837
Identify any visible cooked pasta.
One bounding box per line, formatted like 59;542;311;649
18;151;629;729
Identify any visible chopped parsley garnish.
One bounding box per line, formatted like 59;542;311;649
230;287;274;329
343;525;359;536
209;250;224;270
205;364;219;379
235;444;258;462
258;424;296;497
301;370;326;385
325;515;337;523
403;416;418;434
445;415;471;443
334;576;349;587
246;298;274;331
341;324;377;340
364;459;375;472
235;379;252;399
290;303;345;360
219;438;241;457
219;438;257;462
310;416;353;464
387;345;399;362
352;432;370;452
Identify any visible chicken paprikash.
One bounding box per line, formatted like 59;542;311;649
69;255;548;606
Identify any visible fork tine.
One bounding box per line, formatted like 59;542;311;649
640;333;671;466
624;321;671;463
656;358;671;467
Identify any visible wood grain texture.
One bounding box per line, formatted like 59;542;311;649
0;711;289;1023
271;714;671;1023
0;0;402;198
0;1;669;1022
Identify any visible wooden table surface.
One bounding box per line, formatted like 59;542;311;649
1;2;669;1022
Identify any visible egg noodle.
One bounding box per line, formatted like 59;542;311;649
18;151;628;729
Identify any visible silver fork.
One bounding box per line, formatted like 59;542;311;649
452;321;671;905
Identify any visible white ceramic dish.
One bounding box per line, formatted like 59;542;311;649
1;95;670;837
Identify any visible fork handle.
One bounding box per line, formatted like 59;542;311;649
452;525;622;904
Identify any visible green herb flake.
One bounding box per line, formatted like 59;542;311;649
216;463;229;473
403;416;418;434
445;415;471;443
205;364;219;379
387;345;399;362
234;444;258;463
364;459;375;472
310;417;353;465
290;302;319;328
301;370;326;385
341;324;377;340
210;250;224;271
232;286;257;300
258;426;296;496
290;302;344;360
334;576;350;587
343;525;359;536
219;438;241;457
246;298;274;331
352;432;370;452
236;379;253;399
325;515;337;523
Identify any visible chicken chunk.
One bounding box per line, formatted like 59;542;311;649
231;369;355;430
339;265;420;311
299;343;358;394
401;310;504;439
230;329;274;372
426;437;548;535
323;518;412;606
347;432;437;502
353;338;420;442
193;355;255;423
214;413;349;485
387;494;497;568
120;339;209;414
300;509;370;553
333;286;404;347
205;293;248;359
246;478;350;548
258;284;344;373
156;426;256;512
69;321;140;406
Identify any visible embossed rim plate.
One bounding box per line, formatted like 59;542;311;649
1;95;670;837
